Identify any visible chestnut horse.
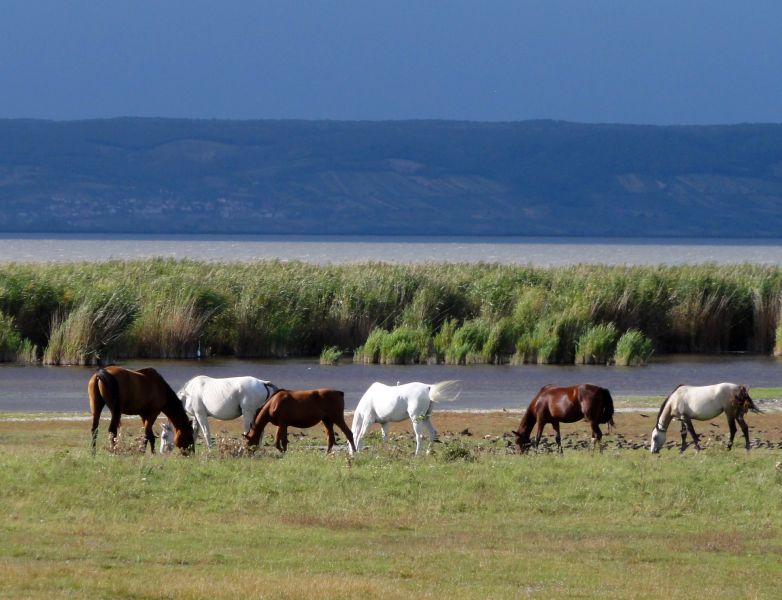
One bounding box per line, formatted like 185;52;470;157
514;384;615;453
244;388;356;453
88;366;194;454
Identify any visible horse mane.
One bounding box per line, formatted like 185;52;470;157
656;384;684;426
139;368;191;430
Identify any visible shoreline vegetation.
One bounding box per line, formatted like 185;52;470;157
2;259;782;366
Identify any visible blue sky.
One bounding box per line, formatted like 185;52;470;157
2;1;781;124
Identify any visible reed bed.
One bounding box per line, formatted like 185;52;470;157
2;259;782;364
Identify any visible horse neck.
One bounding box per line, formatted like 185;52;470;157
518;407;537;436
655;399;674;432
161;397;191;433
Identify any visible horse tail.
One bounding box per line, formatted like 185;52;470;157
600;388;615;430
428;380;463;403
88;372;102;416
94;368;120;407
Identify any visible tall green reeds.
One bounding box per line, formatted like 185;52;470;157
43;294;136;365
0;311;21;362
319;345;343;365
3;259;782;365
575;323;619;365
614;329;654;366
130;292;211;359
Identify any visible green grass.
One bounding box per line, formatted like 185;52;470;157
1;422;781;598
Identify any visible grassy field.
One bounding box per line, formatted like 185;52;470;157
1;411;781;599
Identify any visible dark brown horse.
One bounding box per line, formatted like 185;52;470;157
514;384;615;453
88;366;194;454
244;388;356;453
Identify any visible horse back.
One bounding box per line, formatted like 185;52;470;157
264;389;346;427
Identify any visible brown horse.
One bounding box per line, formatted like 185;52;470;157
513;384;615;453
244;388;356;453
88;365;194;454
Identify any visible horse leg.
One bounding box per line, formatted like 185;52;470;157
193;407;212;450
143;412;160;454
351;412;364;450
140;417;152;454
534;420;546;450
242;410;255;437
323;418;336;453
551;421;562;454
90;397;104;453
334;416;356;454
424;417;437;455
679;420;688;453
737;414;751;451
726;416;737;450
590;422;603;453
411;419;426;456
380;422;390;444
683;416;700;451
353;413;374;452
274;426;288;452
108;408;121;450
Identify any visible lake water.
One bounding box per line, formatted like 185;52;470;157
2;234;782;265
2;355;781;413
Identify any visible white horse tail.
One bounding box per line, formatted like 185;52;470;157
428;380;463;403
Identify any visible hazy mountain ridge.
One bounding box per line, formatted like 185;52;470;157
1;118;781;236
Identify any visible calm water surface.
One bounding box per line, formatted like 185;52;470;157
2;234;782;265
1;355;781;413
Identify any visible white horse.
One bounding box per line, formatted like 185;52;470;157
352;380;462;455
159;422;174;454
650;383;760;453
177;375;278;449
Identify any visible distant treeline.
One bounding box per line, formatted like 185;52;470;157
1;259;781;366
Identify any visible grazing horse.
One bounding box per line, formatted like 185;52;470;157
514;384;615;453
88;366;194;454
177;375;278;449
243;388;356;454
650;383;760;453
351;380;462;455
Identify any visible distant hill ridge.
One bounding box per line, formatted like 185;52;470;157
1;118;781;236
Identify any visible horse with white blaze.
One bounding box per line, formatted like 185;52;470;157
650;382;760;453
177;375;278;449
352;380;462;455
